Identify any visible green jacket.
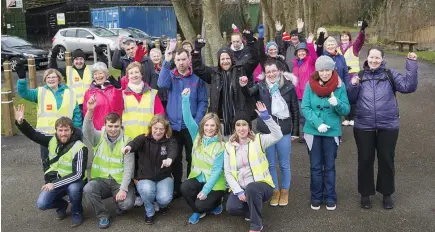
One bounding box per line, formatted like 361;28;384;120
301;82;350;137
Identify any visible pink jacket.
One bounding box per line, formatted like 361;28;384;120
83;83;124;130
253;64;262;83
292;42;317;100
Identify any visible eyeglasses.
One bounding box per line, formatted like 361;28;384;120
266;69;279;75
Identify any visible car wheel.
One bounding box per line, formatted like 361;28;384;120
57;46;66;61
9;57;20;71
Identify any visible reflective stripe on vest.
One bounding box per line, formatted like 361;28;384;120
226;134;275;188
90;133;129;184
67;66;92;104
45;138;86;178
188;138;226;191
36;87;76;134
338;46;360;73
122;89;156;139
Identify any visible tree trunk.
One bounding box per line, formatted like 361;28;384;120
172;0;196;42
302;0;309;34
261;0;275;41
202;0;224;66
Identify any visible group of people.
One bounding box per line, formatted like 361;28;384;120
14;18;418;232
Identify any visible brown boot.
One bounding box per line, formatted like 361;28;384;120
279;189;289;206
270;190;280;206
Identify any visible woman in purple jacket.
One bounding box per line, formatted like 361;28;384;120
347;47;418;210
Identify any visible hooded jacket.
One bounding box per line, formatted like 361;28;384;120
15;119;87;185
347;60;418;130
128;133;177;182
241;72;300;136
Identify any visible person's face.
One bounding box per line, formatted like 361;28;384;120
267;46;278;57
175;52;190;73
219;53;232;71
151;122;165;141
291;35;299;45
124;42;137;58
367;49;383;70
150;52;162;65
56;125;72;144
183;44;193;53
341;34;350;44
235;120;250;140
231;35;243;50
45;73;59;89
128;67;143;85
204;119;217;137
73;57;85;69
265;64;279;83
105;120;121;139
93;70;107;85
325;41;337;54
297;49;307;59
318;70;333;82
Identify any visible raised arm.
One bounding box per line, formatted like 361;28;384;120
391;56;418;93
256;102;283;149
181;89;199;141
111;48;124;71
14;104;52;147
192;39;214;84
240;76;260;97
15;62;38;103
353;20;368;56
194;81;208;125
83;95;102;147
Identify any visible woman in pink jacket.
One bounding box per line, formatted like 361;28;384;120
292;33;317;143
83;62;124;130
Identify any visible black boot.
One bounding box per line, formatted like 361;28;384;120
360;196;372;209
383;195;394;209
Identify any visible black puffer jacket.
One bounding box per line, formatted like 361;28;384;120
241;72;300;136
128;133;177;182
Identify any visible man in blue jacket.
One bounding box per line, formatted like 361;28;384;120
158;47;208;198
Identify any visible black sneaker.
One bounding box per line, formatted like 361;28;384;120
116;208;126;216
159;207;168;215
383;195;394;209
145;216;154;225
360;196;372;209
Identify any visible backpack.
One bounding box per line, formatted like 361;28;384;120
358;69;396;96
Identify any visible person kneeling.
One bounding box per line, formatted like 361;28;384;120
14;105;87;228
122;114;177;225
83;96;135;229
224;102;283;232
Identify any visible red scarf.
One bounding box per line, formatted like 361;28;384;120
154;64;161;72
173;67;192;78
309;71;339;97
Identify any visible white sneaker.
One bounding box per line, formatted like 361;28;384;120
326;203;337;211
134;196;143;207
154;202;160;212
310;203;321;210
349;120;354;126
342;120;350;126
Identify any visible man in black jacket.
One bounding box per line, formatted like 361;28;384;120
14;104;88;228
192;30;259;136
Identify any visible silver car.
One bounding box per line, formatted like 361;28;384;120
52;27;119;61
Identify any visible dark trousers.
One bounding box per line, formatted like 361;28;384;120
40;145;49;172
354;128;399;196
226;182;273;231
172;128;193;193
180;178;224;213
344;104;356;120
308;136;338;204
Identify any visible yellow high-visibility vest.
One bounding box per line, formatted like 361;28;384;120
36;87;76;134
45;137;86;179
66;66;92;104
122;89;156;138
226;134;275;188
338;46;361;73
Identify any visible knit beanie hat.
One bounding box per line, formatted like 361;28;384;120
181;40;194;50
290;30;298;36
266;41;278;53
282;32;291;41
233;111;252;129
315;56;335;71
72;49;86;60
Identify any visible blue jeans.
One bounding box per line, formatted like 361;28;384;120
137;177;174;217
308;136;338;204
37;180;85;215
265;134;291;190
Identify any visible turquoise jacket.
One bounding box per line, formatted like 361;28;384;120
301;82;350;137
17;78;82;129
182;93;224;197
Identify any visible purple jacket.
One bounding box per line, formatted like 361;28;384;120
347;60;418;129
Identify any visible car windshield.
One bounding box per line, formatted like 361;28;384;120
89;28;116;37
1;37;32;47
126;28;149;38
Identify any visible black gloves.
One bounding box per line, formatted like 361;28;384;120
317;32;325;46
15;61;26;79
51;45;60;59
94;45;105;55
243;29;255;43
194;39;206;52
360;20;368;32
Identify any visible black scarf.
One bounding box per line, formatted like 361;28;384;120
221;71;235;136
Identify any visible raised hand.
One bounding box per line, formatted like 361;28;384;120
51;45;60;59
360;20;368;32
182;88;190;96
243;29;255;42
257;24;265;39
307;33;315;43
297;18;304;32
15;60;26;79
169;38;177;52
317;32;326;45
239;76;248;87
164;43;173;61
14;104;25;124
328;92;338;106
275;21;283;32
87;94;97;111
254;101;268;116
407;52;417;60
194;39;206;52
118;36;124;49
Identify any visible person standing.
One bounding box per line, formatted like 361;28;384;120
347;47;418;209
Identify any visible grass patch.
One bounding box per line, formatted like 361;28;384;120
388;51;435;63
326;25;359;33
1;94;37;134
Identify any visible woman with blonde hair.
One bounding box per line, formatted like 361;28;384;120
179;88;226;225
16;63;82;172
122;114;177;225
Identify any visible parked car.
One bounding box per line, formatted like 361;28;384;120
109;27;160;48
1;35;49;71
52;27;119;61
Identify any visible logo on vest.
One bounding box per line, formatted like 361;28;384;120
161;146;167;156
75;77;80;82
46;104;53;111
